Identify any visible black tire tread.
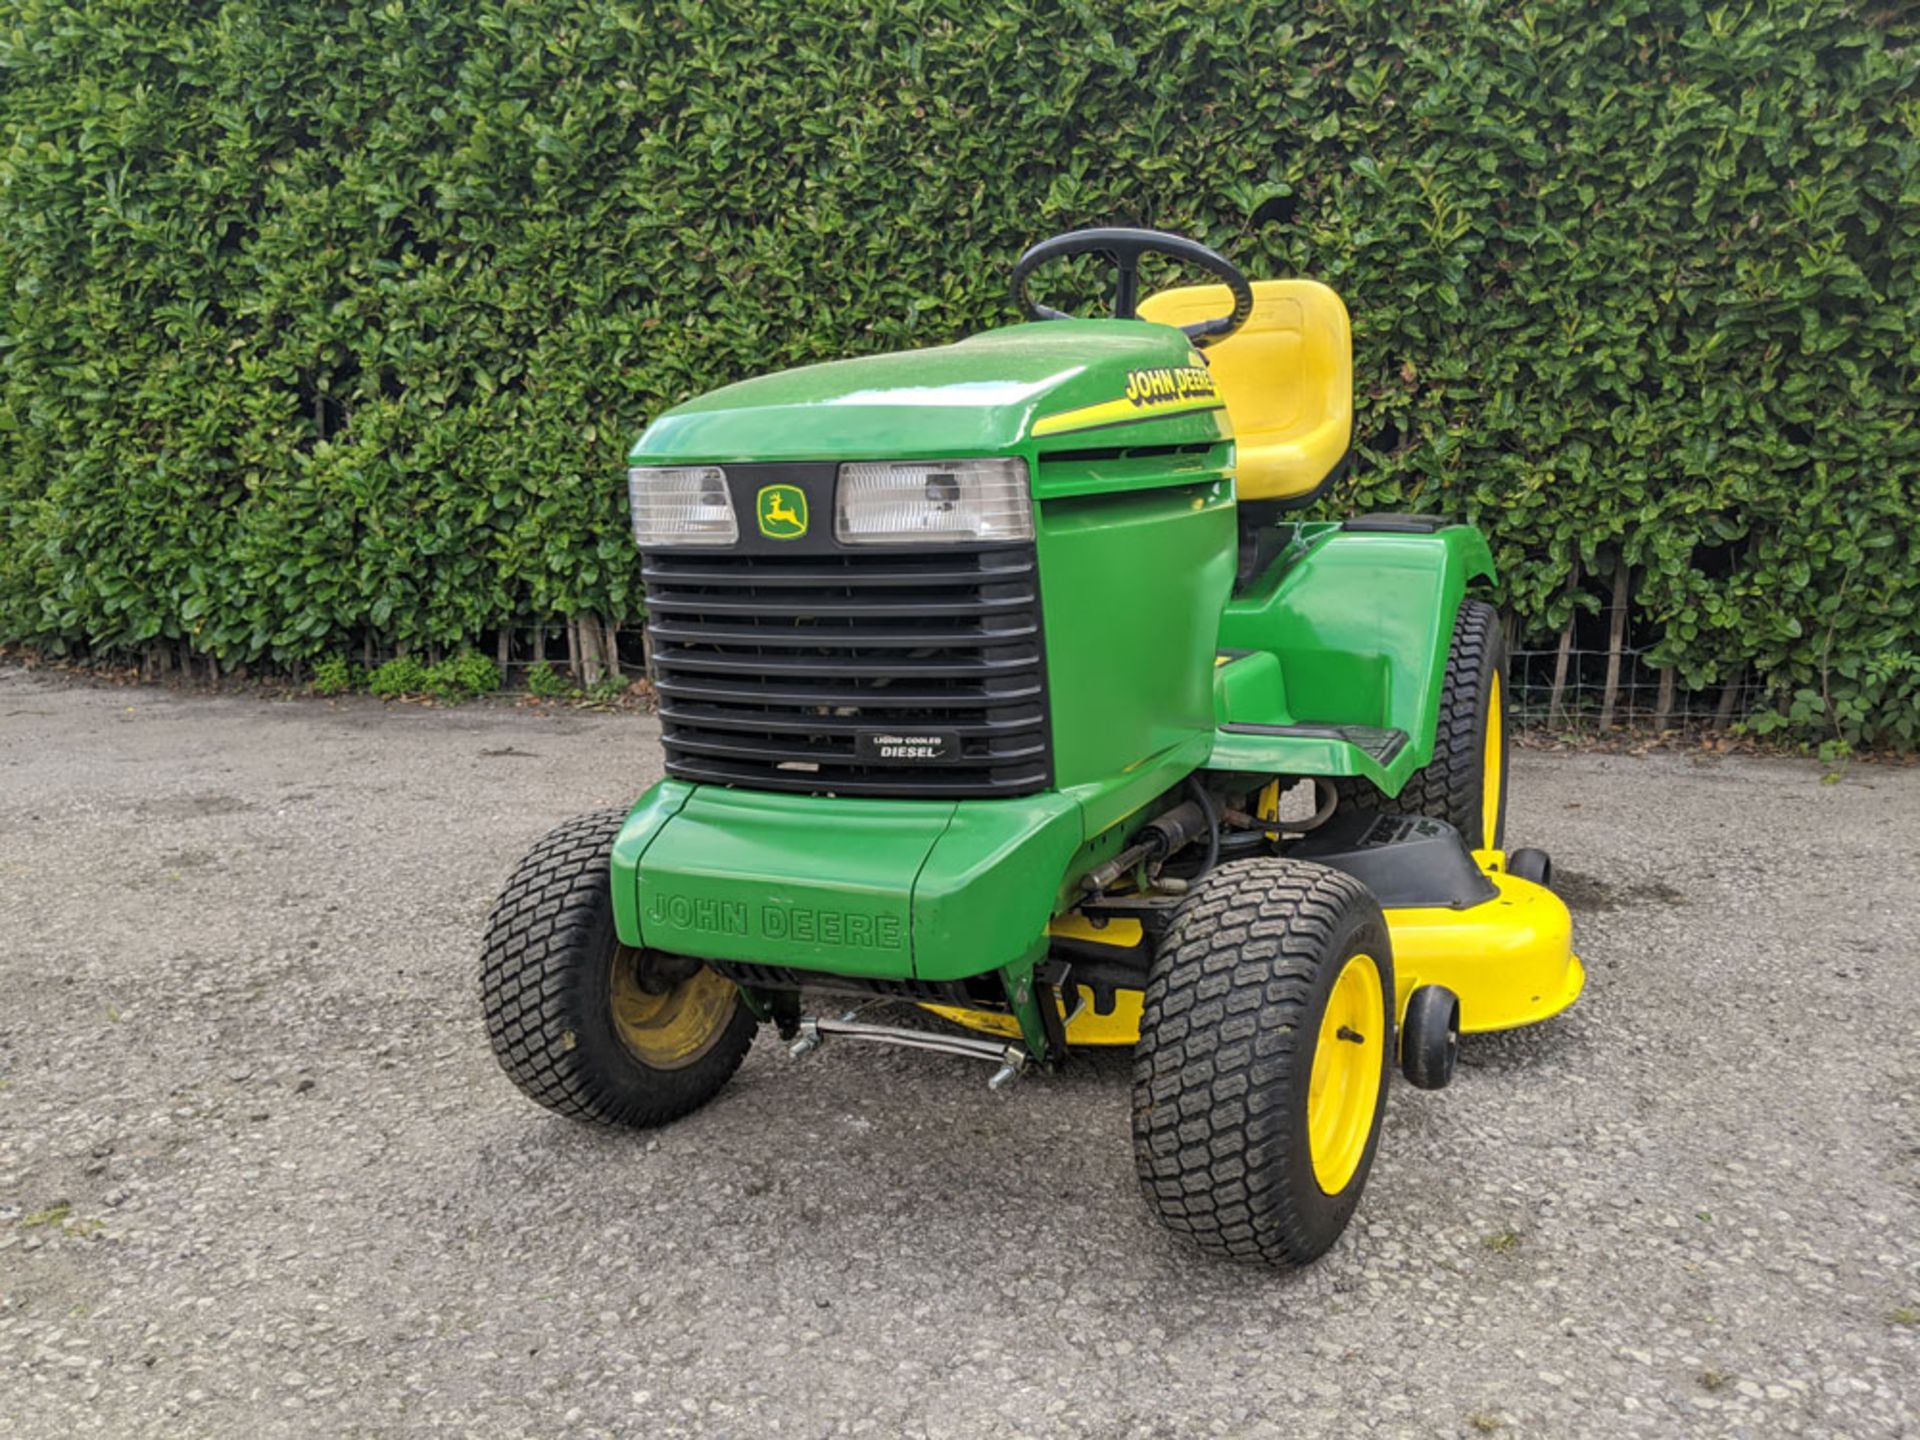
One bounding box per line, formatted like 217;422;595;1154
479;807;753;1127
1131;858;1392;1266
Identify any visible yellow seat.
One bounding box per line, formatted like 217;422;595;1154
1136;280;1352;503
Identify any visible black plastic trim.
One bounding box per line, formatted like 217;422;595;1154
1219;722;1409;765
1340;513;1451;534
1290;812;1497;910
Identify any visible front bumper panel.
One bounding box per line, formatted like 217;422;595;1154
628;786;954;979
617;781;1086;983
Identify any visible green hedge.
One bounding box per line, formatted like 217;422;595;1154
2;1;1916;743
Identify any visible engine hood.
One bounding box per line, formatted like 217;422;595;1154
630;319;1229;463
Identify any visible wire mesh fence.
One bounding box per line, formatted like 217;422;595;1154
1501;578;1772;736
1507;646;1766;734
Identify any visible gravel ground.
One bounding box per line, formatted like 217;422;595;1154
1;665;1916;1439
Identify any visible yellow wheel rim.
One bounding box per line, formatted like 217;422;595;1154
607;949;736;1070
1481;671;1504;850
1306;953;1385;1194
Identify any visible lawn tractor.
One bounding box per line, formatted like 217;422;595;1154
480;229;1583;1266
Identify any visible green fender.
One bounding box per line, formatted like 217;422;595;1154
1210;522;1496;794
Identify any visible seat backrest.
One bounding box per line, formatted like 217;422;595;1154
1136;279;1351;503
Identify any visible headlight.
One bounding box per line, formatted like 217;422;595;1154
627;466;738;547
835;459;1033;544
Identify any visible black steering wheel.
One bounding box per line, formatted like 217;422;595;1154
1010;227;1255;348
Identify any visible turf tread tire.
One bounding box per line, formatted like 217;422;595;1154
479;808;754;1128
1131;858;1393;1267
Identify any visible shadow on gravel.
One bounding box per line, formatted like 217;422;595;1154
1458;1021;1579;1074
1553;867;1687;912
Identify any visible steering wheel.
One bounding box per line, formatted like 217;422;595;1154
1010;227;1255;348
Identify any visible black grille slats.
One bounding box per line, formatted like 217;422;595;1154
643;547;1052;797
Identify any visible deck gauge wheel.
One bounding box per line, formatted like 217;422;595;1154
1399;984;1461;1091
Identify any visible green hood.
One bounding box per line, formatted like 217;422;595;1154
630;319;1227;463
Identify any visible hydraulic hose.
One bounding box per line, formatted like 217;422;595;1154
1185;776;1221;880
1079;786;1221;895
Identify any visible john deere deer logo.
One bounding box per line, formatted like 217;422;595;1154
756;484;808;540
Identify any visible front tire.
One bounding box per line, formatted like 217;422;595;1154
479;808;756;1128
1131;859;1394;1266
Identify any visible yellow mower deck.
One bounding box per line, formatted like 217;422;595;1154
921;851;1584;1047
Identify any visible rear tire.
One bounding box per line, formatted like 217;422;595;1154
1338;597;1509;850
480;808;756;1128
1132;859;1394;1267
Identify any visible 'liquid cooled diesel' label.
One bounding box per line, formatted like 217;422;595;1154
855;730;956;763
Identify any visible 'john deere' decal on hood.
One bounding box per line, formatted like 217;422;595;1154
1125;365;1218;406
1031;362;1223;438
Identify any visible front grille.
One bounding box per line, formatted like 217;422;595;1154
643;546;1052;798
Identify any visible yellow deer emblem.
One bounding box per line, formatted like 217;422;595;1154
756;484;808;539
